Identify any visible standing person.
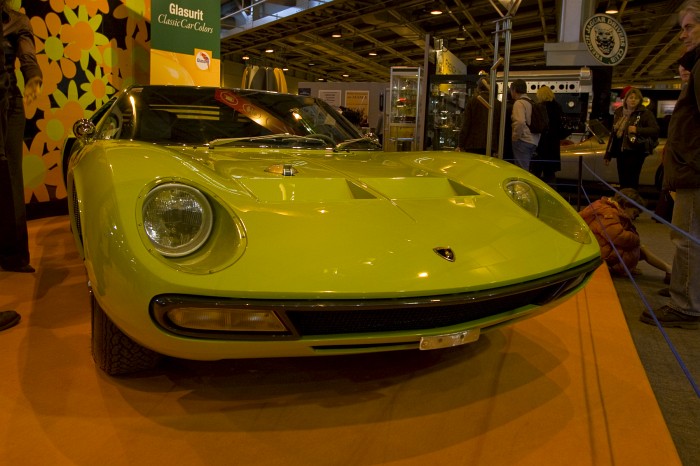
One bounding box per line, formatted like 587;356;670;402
655;56;694;221
641;0;700;329
0;1;20;332
530;85;568;185
509;79;540;170
456;77;500;155
0;1;42;274
603;87;659;190
501;88;514;163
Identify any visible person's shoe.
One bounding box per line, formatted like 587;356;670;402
0;264;35;273
0;311;20;331
658;287;670;297
640;305;700;329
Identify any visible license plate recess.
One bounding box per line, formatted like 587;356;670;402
419;329;480;350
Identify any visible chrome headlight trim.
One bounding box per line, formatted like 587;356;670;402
504;178;591;244
142;183;214;257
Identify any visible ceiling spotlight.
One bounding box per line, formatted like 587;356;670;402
282;67;289;71
332;32;342;38
605;0;619;14
369;51;378;56
242;55;250;60
342;74;350;77
430;9;443;15
475;56;485;61
265;49;274;53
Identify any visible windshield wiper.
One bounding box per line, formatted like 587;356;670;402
334;137;383;151
208;134;332;148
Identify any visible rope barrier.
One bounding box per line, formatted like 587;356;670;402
574;156;700;398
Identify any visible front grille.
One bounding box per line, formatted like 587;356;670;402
152;257;601;339
286;286;550;335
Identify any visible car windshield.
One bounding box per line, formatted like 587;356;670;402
94;86;380;150
586;119;611;142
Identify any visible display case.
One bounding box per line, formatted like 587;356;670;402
385;67;421;152
425;74;474;151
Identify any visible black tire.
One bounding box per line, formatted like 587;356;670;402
91;294;161;375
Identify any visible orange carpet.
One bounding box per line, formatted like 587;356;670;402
0;216;680;465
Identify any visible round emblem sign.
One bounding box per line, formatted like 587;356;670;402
583;14;628;65
195;51;211;71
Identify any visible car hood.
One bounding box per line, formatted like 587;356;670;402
165;147;594;291
87;143;600;298
202;148;477;201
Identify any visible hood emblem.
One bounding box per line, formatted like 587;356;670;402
265;163;297;176
434;247;455;262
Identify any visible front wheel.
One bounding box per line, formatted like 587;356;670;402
91;294;161;375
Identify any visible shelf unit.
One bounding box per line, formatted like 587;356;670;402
385;67;422;152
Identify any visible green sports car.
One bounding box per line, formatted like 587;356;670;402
62;85;601;375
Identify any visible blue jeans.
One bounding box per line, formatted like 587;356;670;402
669;188;700;316
512;139;537;171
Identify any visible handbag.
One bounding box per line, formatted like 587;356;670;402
625;115;658;155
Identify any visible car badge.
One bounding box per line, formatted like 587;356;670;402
265;163;297;176
434;247;455;262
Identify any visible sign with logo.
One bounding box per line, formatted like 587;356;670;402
583;14;628;65
150;0;220;85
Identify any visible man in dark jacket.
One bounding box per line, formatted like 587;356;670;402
641;0;700;329
0;1;42;275
457;77;500;155
0;1;42;331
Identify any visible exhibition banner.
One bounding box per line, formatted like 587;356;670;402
150;0;221;85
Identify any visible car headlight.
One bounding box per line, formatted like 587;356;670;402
142;183;213;257
504;179;538;216
504;179;591;244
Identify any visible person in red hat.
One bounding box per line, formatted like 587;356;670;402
603;87;659;189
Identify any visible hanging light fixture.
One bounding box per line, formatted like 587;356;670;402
496;0;520;15
605;0;619;14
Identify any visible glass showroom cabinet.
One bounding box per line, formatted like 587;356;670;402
425;74;472;151
385;67;421;152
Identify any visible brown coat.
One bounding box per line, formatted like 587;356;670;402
579;197;640;275
458;90;500;154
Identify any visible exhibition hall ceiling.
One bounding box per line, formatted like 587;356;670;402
219;0;687;87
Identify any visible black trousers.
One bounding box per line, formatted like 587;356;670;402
0;92;29;268
616;149;646;190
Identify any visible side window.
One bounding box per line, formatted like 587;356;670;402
97;114;121;139
111;98;136;140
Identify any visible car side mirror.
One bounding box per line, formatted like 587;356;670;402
73;119;96;141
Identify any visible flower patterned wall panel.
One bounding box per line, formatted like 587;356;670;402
21;0;150;205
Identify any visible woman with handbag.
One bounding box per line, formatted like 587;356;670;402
604;87;660;189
